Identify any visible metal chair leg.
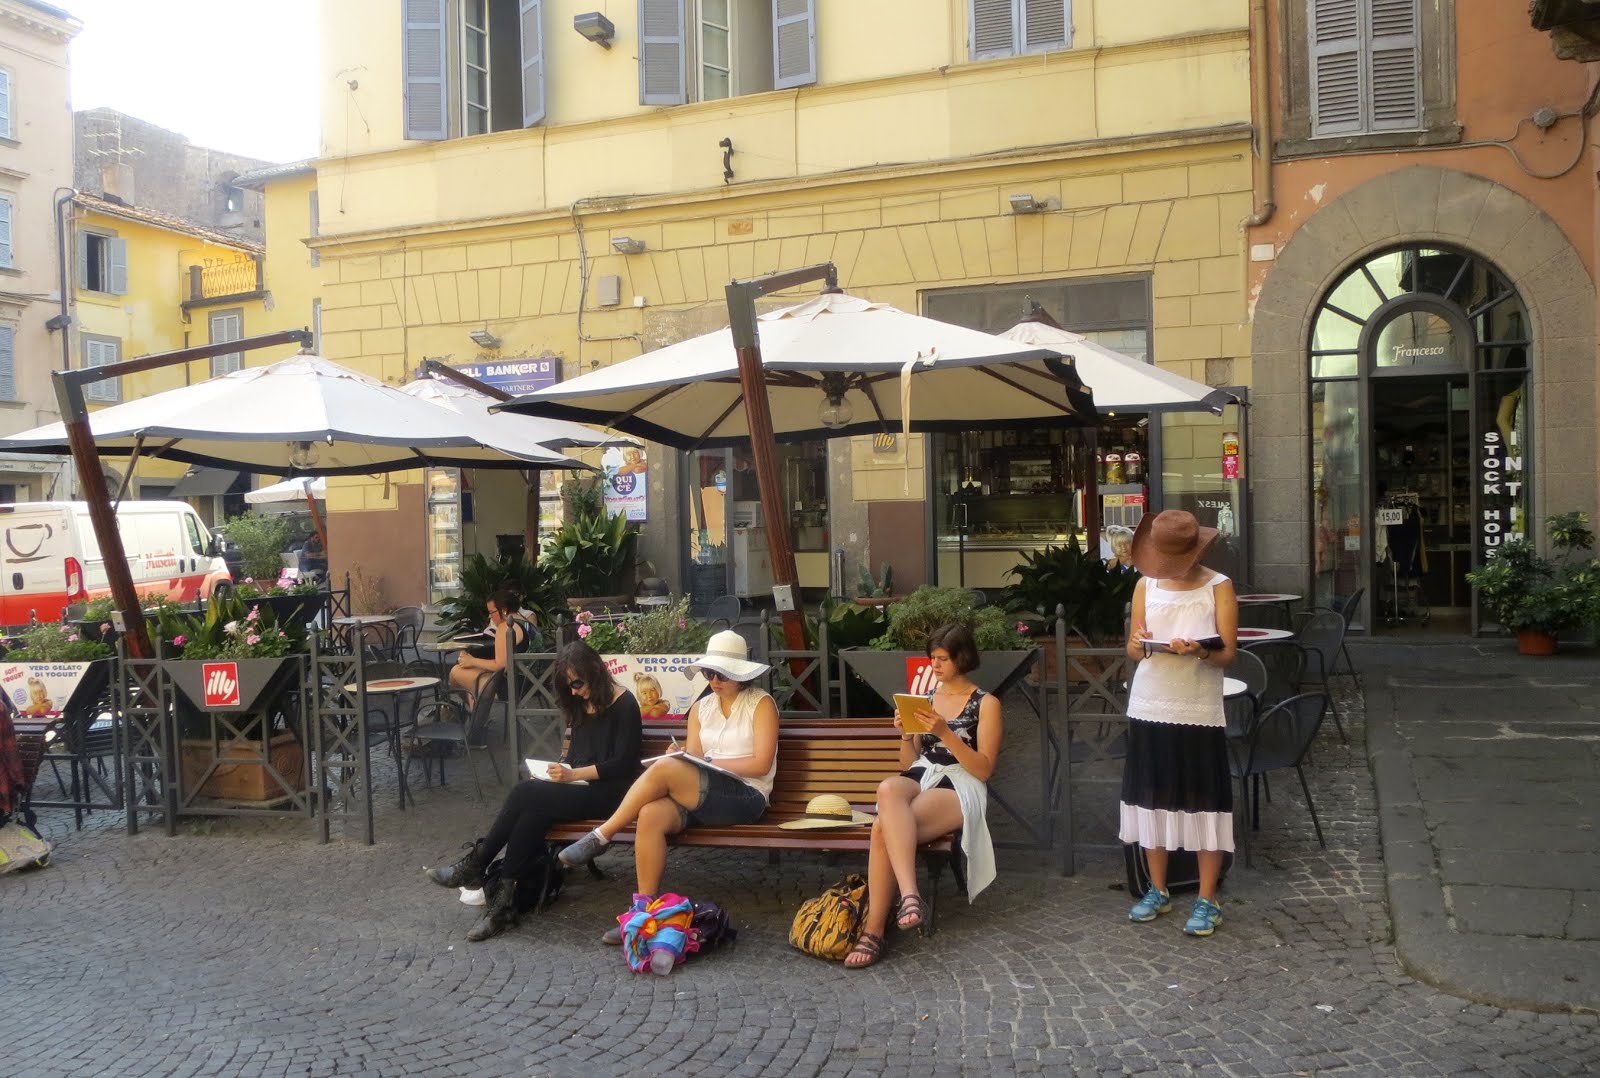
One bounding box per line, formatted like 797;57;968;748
1296;764;1325;847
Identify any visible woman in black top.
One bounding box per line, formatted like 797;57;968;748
448;589;533;708
425;641;642;941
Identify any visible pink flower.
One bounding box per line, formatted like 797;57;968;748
67;633;80;642
679;620;687;630
1016;621;1028;633
576;610;593;625
100;623;112;634
577;623;592;639
246;633;261;646
247;605;260;622
173;635;187;647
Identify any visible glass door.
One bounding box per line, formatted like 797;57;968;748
1160;395;1249;585
684;449;730;609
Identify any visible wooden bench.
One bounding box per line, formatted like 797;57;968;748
545;721;965;932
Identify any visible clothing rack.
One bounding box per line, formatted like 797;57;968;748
1377;491;1429;626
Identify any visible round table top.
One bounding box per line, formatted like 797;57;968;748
633;595;672;608
335;614;398;625
419;638;482;651
1236;593;1301;603
345;676;439;694
1236;627;1296;643
1223;677;1250;698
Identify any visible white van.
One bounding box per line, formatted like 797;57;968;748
0;501;231;625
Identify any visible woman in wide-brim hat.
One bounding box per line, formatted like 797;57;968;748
558;629;779;941
1120;510;1239;939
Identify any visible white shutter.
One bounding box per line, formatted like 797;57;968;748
403;0;449;140
971;0;1017;58
639;0;687;105
107;237;129;295
0;325;15;401
1309;0;1362;137
1021;0;1069;52
210;311;243;376
307;189;320;267
76;232;88;289
520;0;547;126
85;339;120;403
0;197;12;269
773;0;817;89
1368;0;1420;131
0;70;12;140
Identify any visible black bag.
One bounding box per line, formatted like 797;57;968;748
686;900;738;956
1123;844;1233;897
482;843;566;914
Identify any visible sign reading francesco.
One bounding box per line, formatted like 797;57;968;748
202;662;241;708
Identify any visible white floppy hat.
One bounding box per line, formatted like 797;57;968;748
687;628;771;682
777;793;874;830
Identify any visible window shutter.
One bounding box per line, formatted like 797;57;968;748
0;197;12;269
971;0;1017;58
210;311;243;376
1309;0;1362;137
0;70;12;140
108;237;129;295
1368;0;1420;131
1021;0;1069;52
772;0;817;89
0;326;15;401
76;232;88;290
402;0;449;140
307;189;320;267
639;0;686;105
520;0;547;126
85;339;120;403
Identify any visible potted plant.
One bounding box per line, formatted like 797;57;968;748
1466;511;1600;655
0;621;115;722
573;597;712;722
233;577;327;628
219;511;295;582
542;507;639;611
854;562;895;607
841;585;1033;708
156;595;311;802
1003;537;1139;645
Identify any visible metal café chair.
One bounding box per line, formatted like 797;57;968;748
1294;611;1349;743
1246;639;1304;711
705;595;742;630
1227;692;1330;867
406;669;507;797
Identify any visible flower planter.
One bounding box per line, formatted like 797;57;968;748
245;593;327;628
567;595;631;616
597;653;709;722
179;731;306;802
840;648;1038;711
165;656;301;714
1516;630;1559;656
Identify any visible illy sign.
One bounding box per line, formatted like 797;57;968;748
202;662;241;707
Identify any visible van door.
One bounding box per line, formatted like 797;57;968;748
0;506;74;624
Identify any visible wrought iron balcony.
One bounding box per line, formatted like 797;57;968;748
184;258;265;306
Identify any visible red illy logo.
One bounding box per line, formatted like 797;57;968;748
202;662;241;707
905;658;937;695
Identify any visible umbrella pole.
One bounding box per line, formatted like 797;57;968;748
305;487;330;556
524;468;542;564
727;266;839;655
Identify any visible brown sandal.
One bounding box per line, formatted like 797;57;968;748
895;894;927;933
843;931;884;969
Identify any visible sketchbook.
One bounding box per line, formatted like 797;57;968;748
637;750;745;782
523;758;588;785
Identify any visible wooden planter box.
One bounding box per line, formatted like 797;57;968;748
179;731;306;802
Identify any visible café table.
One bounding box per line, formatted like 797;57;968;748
1235;627;1296;645
335;614;399;660
1223;677;1249;698
418;636;489;677
342;674;439;809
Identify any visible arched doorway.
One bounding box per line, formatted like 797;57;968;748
1309;245;1531;633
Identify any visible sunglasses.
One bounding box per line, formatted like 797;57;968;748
699;669;734;682
563;678;587;692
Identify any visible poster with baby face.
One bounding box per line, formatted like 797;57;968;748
602;445;648;522
1;662;97;720
601;654;706;723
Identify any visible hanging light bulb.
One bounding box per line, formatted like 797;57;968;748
817;374;854;430
288;440;319;470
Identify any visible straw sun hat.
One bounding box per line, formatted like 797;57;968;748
686;628;771;682
1129;509;1218;579
777;793;874;830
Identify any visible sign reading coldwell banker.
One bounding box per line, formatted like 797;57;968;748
452;355;561;396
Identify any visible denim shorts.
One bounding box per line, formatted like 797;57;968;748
678;765;768;828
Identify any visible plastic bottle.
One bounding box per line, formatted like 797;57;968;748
649;949;676;976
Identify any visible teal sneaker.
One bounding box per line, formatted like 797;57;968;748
1183;897;1223;936
1128;885;1172;922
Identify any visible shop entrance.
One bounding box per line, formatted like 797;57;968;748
1370;375;1470;631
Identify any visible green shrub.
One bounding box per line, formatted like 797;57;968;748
2;622;114;662
869;585;1026;652
222;512;294;582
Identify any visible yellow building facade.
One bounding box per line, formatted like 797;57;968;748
313;0;1257;605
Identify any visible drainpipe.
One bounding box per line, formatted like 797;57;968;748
53;189;75;370
1245;0;1276;228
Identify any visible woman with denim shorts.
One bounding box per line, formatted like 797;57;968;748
558;629;777;940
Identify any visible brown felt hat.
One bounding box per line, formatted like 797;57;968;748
1129;510;1218;579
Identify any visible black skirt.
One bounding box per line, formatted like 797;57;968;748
1120;718;1233;814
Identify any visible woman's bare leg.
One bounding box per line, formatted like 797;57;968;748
633;798;686;895
873;776;924;899
594;758;702;840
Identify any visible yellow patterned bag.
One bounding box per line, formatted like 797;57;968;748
788;874;868;961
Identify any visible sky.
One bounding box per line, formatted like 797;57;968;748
67;0;320;164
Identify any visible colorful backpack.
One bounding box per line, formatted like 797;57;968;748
788;874;867;961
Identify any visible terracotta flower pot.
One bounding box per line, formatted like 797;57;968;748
1516;629;1558;656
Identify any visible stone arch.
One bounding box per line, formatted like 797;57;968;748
1247;165;1594;590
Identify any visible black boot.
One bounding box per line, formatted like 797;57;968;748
426;839;490;888
466;877;517;942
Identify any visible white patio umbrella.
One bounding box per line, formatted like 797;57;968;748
495;292;1094;447
401;376;635;449
245;475;327;504
1000;320;1236;414
0;353;589;475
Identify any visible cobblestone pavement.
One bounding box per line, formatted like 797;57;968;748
6;677;1599;1077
